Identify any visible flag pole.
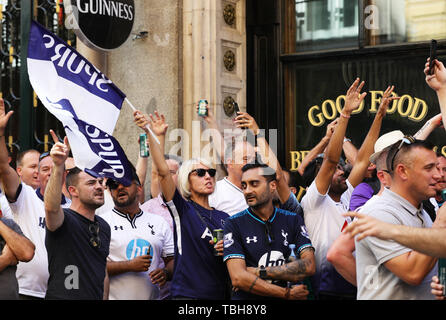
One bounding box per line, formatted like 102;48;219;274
125;98;160;145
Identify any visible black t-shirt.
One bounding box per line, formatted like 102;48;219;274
45;208;110;300
0;217;23;299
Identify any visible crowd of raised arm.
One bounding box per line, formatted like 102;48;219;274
1;57;446;301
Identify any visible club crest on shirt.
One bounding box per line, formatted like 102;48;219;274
281;229;288;246
300;226;310;239
148;223;155;235
224;233;234;248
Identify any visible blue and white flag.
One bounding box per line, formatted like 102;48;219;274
27;21;125;135
27;21;133;185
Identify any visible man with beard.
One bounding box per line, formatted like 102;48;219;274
44;133;110;300
99;173;174;300
223;163;315;300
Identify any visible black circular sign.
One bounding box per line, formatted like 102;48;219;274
65;0;135;51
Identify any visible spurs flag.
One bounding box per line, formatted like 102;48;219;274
27;21;133;185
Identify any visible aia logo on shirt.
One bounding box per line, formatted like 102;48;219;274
126;239;153;260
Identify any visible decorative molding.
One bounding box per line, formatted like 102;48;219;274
223;95;236;116
223;49;236;71
223;3;236;26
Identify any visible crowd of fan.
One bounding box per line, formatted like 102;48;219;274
1;57;446;300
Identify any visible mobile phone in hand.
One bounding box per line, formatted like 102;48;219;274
233;101;240;114
429;39;437;75
197;99;208;117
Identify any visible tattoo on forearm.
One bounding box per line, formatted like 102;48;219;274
267;259;312;282
248;276;259;293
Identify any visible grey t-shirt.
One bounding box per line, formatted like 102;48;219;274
0;217;24;299
355;188;437;300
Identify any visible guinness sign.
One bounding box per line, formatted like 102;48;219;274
65;0;135;51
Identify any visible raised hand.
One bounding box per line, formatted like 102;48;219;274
0;98;14;136
195;101;216;126
234;111;260;135
377;85;399;117
343;78;367;115
49;130;70;167
424;58;446;92
133;110;150;133
325;118;339;139
149;110;168;137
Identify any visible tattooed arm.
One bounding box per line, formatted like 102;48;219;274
249;248;316;283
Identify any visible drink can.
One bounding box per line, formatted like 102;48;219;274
212;229;224;256
139;133;149;157
198;99;208;117
439;258;446;296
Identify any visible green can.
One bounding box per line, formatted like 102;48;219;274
139;133;149;157
212;229;224;256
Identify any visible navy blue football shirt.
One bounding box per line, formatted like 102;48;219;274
223;207;313;300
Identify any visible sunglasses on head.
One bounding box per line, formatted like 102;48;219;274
388;135;416;172
189;168;216;177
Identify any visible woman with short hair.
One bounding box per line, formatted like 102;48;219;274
133;110;230;300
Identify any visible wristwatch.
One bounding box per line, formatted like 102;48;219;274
259;266;267;279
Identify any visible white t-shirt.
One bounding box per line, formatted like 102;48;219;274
9;183;71;298
101;208;175;300
208;177;247;216
301;180;354;280
0;189;13;219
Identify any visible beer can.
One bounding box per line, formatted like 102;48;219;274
439;258;446;296
198;99;208;117
139;133;149;157
212;229;224;256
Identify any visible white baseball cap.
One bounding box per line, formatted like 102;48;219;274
369;130;405;164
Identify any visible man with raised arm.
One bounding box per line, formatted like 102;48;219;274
300;78;373;300
0;99;71;299
44;132;110;300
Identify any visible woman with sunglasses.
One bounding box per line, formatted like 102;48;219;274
133;110;230;300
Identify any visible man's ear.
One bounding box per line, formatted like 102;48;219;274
290;186;297;195
68;185;78;197
269;180;277;192
394;163;408;181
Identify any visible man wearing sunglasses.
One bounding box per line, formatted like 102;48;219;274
0;100;72;300
100;174;174;300
223;163;315;300
344;137;440;300
44;132;111;300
